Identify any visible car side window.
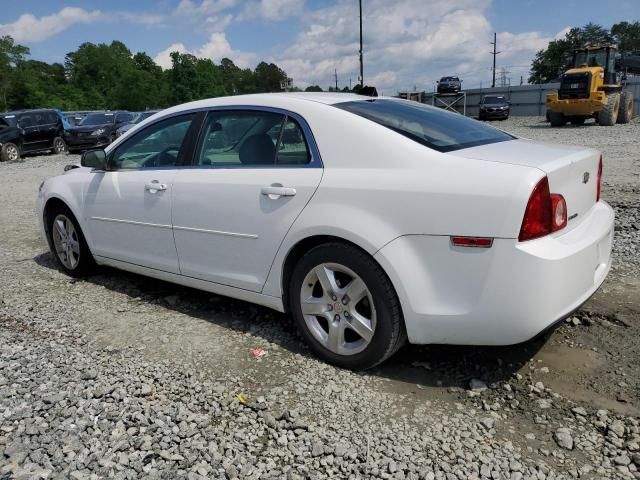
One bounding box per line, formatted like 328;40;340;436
275;118;311;165
196;110;311;166
197;110;284;166
18;115;34;128
110;114;195;170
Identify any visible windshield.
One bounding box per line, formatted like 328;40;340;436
574;50;607;68
1;115;17;127
483;96;506;104
80;113;115;126
441;77;459;82
335;99;514;153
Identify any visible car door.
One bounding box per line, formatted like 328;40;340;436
83;113;199;273
172;108;323;292
37;111;60;147
17;114;40;152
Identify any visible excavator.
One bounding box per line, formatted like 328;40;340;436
546;45;638;126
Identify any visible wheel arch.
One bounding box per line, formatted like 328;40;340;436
42;195;88;251
278;234;403;321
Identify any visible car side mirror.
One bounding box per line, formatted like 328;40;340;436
81;150;107;170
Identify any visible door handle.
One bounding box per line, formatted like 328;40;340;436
261;186;297;198
145;180;167;193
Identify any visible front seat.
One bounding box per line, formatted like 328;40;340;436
239;134;276;165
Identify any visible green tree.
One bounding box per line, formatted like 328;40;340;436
0;36;30;110
529;23;613;83
611;21;640;51
254;61;287;93
305;85;323;92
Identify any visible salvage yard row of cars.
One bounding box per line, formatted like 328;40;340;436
0;108;159;161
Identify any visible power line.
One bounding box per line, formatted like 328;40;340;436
490;32;501;88
359;0;364;87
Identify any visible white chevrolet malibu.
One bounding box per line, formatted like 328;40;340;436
37;93;614;369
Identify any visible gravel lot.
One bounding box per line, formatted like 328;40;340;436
1;116;639;479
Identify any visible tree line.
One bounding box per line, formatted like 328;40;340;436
0;36;328;112
529;21;640;83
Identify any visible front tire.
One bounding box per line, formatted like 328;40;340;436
289;243;406;370
548;111;566;127
47;206;94;277
598;93;620;126
1;142;20;162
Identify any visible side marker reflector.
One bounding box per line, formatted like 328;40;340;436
451;236;494;248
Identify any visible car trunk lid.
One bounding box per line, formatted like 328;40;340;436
449;139;600;233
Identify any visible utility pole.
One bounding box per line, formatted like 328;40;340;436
490;32;501;88
359;0;364;87
334;69;338;90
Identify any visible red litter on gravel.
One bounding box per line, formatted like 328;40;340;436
250;348;267;360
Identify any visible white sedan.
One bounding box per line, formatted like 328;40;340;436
37;93;614;369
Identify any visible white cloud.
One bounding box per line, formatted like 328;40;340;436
154;32;256;69
0;7;103;43
272;0;560;92
238;0;306;21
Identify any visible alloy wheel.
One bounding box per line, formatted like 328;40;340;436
5;145;19;161
52;214;81;269
53;138;65;154
300;263;376;356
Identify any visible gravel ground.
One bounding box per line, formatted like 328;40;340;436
1;116;639;480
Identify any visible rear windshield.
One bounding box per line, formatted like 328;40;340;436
335;99;514;152
80;113;115;126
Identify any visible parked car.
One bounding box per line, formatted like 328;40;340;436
115;110;160;138
64;111;134;153
437;76;462;94
37;93;613;370
478;95;510;120
0;109;66;161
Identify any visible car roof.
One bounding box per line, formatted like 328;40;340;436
3;109;56;115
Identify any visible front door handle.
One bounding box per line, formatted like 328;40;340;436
261;185;297;198
145;180;167;193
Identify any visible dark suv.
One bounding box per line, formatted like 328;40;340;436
0;109;66;161
478;95;510;120
65;111;134;153
437;76;462;94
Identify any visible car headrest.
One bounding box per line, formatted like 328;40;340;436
239;133;275;165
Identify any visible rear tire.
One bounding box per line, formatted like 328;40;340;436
47;205;95;277
1;142;20;162
598;93;620;126
52;136;66;154
289;242;406;370
548;111;566;127
617;92;634;124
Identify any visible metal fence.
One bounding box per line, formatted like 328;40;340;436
412;80;640;117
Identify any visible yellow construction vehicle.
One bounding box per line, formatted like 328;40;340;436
546;45;634;126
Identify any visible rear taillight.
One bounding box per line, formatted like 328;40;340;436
550;194;567;231
519;176;567;242
596;155;602;201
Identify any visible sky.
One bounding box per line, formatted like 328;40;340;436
0;0;637;94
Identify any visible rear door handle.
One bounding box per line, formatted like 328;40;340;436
145;180;167;193
261;186;297;198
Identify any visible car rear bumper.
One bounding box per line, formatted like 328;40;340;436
374;201;614;345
